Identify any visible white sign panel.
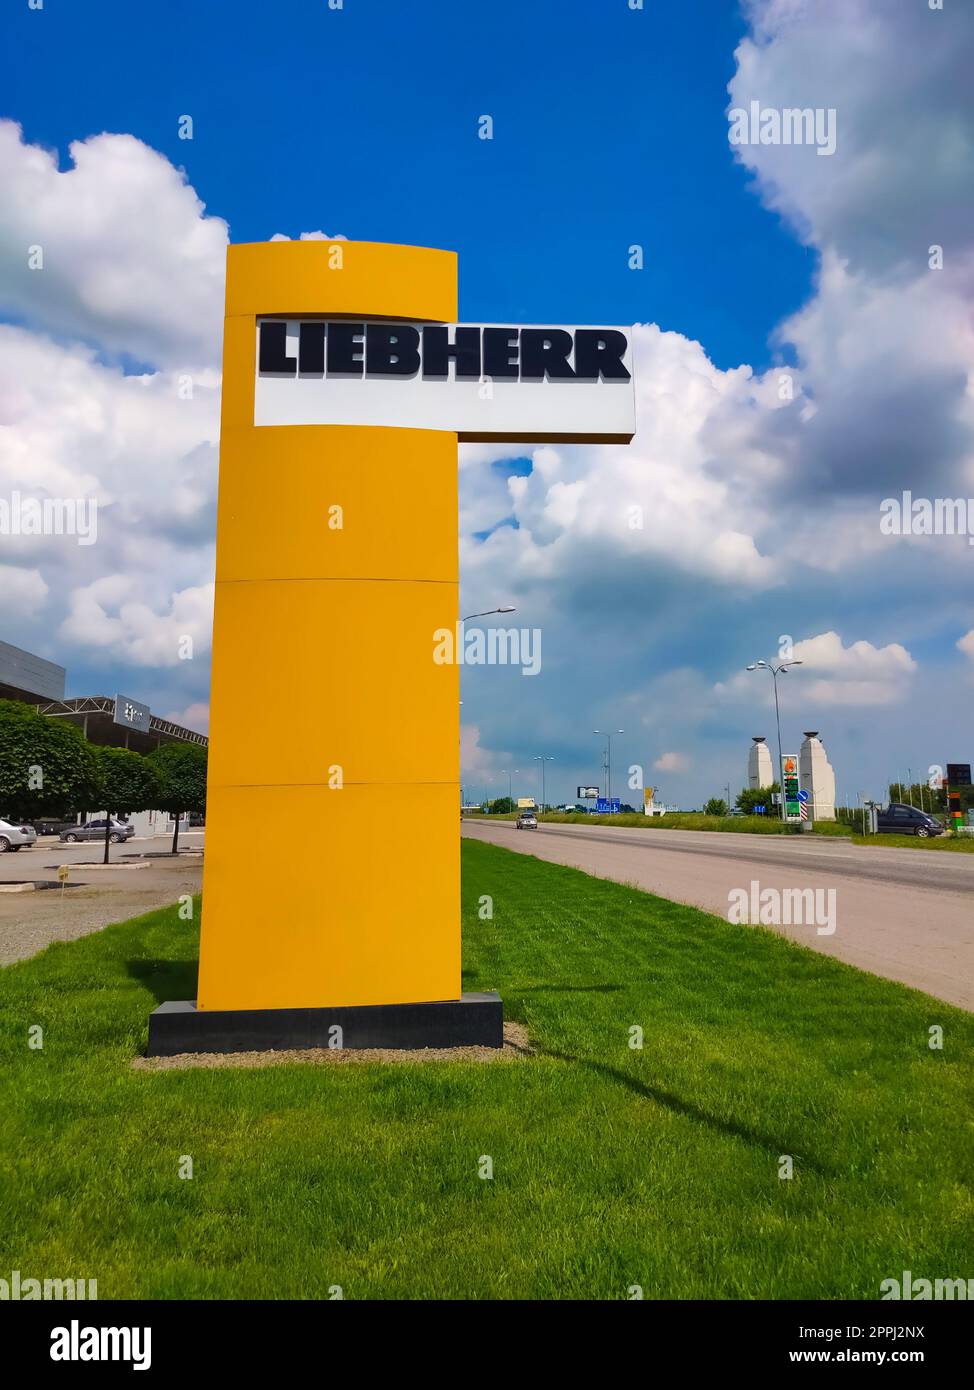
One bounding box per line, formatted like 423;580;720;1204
254;320;636;443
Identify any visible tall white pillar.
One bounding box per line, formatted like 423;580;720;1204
799;731;836;820
748;736;773;789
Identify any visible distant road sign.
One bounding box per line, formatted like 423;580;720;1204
577;786;599;799
596;797;620;815
754;804;766;814
798;790;809;801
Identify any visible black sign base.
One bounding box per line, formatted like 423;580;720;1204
146;992;503;1056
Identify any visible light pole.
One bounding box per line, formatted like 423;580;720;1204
745;660;802;820
506;768;519;803
533;755;553;813
461;606;516;622
593;729;623;802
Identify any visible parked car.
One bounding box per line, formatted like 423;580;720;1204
60;818;135;844
0;815;38;852
33;818;71;837
515;812;538;830
875;803;944;838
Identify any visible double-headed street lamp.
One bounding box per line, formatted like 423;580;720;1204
533;755;554;812
593;728;623;802
745;659;802;819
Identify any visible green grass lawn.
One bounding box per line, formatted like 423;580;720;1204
1;840;971;1299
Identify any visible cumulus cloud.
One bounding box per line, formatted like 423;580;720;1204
58;576;215;667
729;0;974;277
460;724;511;786
269;230;347;242
958;630;974;660
0;563;47;614
0;122;227;370
654;752;687;772
717;631;916;708
164;700;210;733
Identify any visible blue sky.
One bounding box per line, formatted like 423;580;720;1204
0;0;971;810
4;0;810;370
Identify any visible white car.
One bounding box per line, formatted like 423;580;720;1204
0;815;38;852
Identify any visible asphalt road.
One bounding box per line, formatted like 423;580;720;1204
462;819;974;1011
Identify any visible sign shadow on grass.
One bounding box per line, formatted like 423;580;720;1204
126;957;198;1006
543;1049;832;1176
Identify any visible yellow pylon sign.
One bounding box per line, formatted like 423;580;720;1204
197;241;461;1011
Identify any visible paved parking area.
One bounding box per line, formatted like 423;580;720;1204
0;833;204;965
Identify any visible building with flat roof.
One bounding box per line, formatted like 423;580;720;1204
0;639;66;704
0;639;206;752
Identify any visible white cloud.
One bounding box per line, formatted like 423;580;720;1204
163;700;210;734
460;724;512;785
729;0;974;276
0;563;48;614
958;630;974;660
654;751;687;772
718;631;916;708
269;230;347;242
0;121;227;369
59;576;215;667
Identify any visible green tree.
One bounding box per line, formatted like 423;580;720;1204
735;783;779;815
704;797;728;817
148;742;208;853
0;698;101;823
96;747;163;863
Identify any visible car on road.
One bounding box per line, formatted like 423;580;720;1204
59;817;135;844
515;812;538;830
876;803;944;837
0;815;38;852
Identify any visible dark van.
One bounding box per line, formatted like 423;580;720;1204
875;803;944;838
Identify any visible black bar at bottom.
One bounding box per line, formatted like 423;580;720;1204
146;992;503;1056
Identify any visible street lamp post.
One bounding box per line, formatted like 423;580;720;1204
745;660;803;820
533;755;554;813
593;729;623;802
461;606;516;622
506;768;519;803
